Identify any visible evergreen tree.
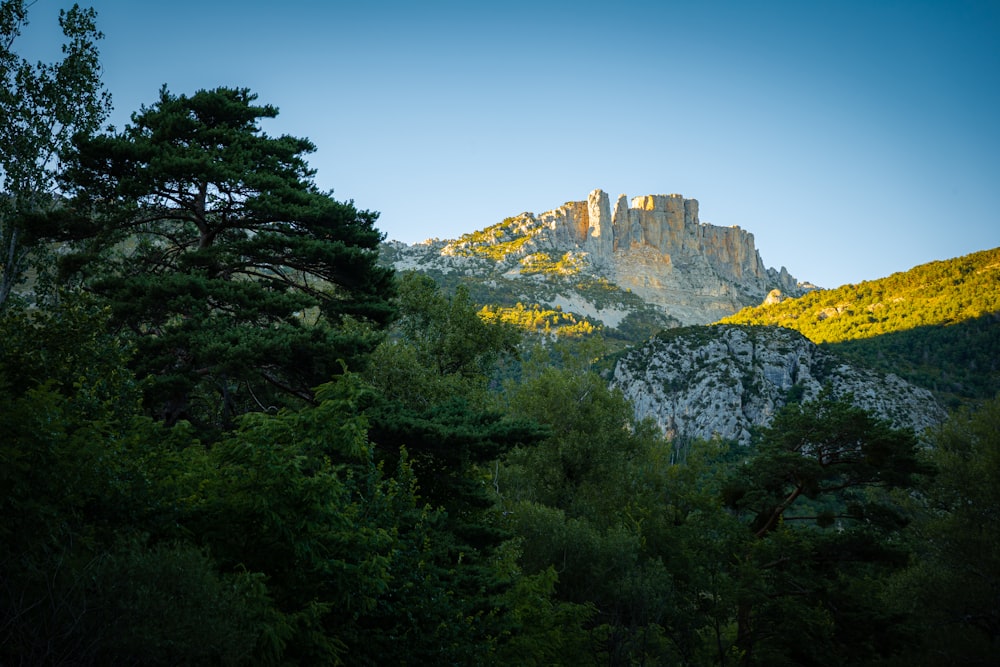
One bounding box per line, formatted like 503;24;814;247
61;86;394;429
363;274;542;656
496;365;724;664
0;296;267;665
892;397;1000;666
722;392;925;665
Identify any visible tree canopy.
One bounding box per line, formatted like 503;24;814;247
0;0;111;307
61;86;394;428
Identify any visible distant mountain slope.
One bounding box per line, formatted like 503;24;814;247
720;247;1000;404
381;237;678;346
612;324;946;448
721;247;1000;342
381;188;808;344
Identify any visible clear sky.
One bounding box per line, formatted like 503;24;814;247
17;0;1000;288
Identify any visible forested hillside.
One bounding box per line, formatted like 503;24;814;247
721;247;1000;405
380;240;677;348
2;3;999;665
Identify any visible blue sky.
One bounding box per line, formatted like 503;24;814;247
18;0;1000;288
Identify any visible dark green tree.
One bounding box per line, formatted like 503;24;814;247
0;291;507;663
0;297;266;665
496;366;737;665
722;392;925;665
0;0;111;308
891;396;1000;666
363;273;546;659
365;271;529;519
61;86;394;429
366;271;521;409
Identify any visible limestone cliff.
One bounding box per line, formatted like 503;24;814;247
612;324;946;445
529;189;803;323
383;188;810;329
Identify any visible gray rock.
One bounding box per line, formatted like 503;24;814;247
382;188;813;328
612;324;946;444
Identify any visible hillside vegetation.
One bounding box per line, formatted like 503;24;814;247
449;214;541;261
385;260;676;347
4;7;998;660
721;247;1000;404
721;247;1000;341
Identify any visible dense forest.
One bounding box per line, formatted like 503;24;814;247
2;3;999;665
721;248;1000;407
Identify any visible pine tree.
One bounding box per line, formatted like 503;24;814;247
722;392;925;665
61;86;394;429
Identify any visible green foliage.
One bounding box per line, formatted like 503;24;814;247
501;368;648;519
0;296;139;554
81;538;266;666
5;265;995;665
721;247;1000;404
480;301;600;338
0;0;112;308
494;566;598;665
722;392;925;665
367;271;521;408
722;247;1000;342
392;272;520;381
0;288;513;664
60;86;395;429
518;250;584;276
4;38;994;659
889;397;1000;666
495;366;749;663
0;298;266;665
185;376;425;663
829;312;1000;406
362;273;557;660
726;391;922;538
451;215;537;260
363;395;546;663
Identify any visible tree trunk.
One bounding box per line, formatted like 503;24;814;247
736;599;754;666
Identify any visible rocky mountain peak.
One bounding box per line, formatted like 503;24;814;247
383;188;811;328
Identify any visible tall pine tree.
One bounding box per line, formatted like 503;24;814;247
722;392;925;665
62;86;394;430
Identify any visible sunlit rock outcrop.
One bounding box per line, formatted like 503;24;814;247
586;189;614;261
528;188;804;324
382;188;811;327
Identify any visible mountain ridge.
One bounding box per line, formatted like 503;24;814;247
380;191;998;443
721;246;1000;341
382;188;810;329
721;246;1000;405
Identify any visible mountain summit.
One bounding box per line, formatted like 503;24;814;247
383;189;810;329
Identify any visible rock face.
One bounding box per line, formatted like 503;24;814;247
612;324;947;445
385;188;809;327
553;189;799;324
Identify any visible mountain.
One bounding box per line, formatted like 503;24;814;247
721;247;1000;405
611;324;946;449
382;190;996;444
720;247;1000;342
610;249;1000;445
381;188;810;338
